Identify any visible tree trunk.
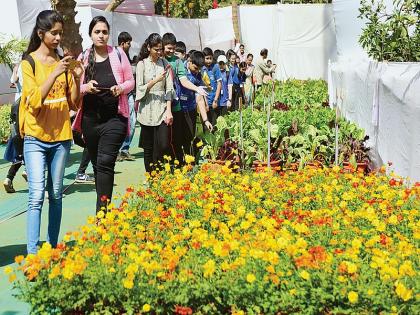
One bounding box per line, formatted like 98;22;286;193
51;0;83;57
231;1;241;44
104;0;125;12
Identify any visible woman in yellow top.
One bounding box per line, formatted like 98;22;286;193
19;10;83;254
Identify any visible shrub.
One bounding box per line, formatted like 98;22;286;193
359;0;420;62
10;164;420;314
0;104;11;143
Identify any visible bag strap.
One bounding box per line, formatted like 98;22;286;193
24;54;69;96
114;46;122;63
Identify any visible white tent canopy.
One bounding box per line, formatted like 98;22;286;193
76;0;155;15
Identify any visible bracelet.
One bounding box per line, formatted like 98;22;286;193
203;119;209;123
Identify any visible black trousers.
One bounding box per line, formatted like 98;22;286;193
215;106;228;118
7;134;24;180
72;130;90;175
172;110;197;165
232;84;244;111
208;108;218;127
82;114;127;212
139;122;172;173
7;162;23;181
77;148;90;174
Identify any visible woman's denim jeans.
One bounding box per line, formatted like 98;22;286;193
120;93;136;153
24;136;71;254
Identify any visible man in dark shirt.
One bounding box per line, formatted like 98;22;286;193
117;32;136;161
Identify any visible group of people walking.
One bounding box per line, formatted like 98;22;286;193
4;9;277;254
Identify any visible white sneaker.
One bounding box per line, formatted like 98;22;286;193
3;178;15;193
22;171;28;182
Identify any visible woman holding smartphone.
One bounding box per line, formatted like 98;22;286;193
19;10;83;254
136;33;174;173
72;16;134;212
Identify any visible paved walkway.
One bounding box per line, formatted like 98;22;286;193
0;130;145;314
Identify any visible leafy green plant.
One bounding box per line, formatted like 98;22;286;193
359;0;420;62
0;104;11;143
0;36;28;67
255;79;328;109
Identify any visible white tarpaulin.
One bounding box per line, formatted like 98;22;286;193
274;4;337;80
330;60;420;182
209;4;337;80
77;8;234;56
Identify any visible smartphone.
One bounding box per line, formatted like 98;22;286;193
68;59;81;70
95;86;111;90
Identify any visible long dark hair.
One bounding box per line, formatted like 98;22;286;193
138;33;162;62
25;10;64;55
85;16;110;83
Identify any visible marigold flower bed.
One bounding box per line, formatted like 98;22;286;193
9;164;420;314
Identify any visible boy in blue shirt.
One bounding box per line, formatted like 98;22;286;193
202;47;222;126
178;51;213;163
216;54;229;117
162;33;208;164
228;61;247;111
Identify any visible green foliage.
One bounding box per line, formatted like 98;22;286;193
359;0;420;62
255;79;329;108
0;104;11;143
155;0;331;18
202;79;368;168
0;36;28;67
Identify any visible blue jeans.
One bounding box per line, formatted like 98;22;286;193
120;94;136;153
24;136;71;254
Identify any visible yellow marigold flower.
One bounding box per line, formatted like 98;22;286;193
388;215;398;225
300;270;310;280
289;288;297;296
347;262;358;274
338;275;346;283
185;155;195;164
123;278;134;289
97;210;105;219
8;274;16;283
367;289;374;296
203;259;216;278
391;306;397;312
49;265;61;279
164;163;171;172
246;273;256;283
196;140;203;148
351;238;362;249
348;291;358;303
102;233;111;241
142;304;151;312
4;266;13;275
395;282;412;301
14;255;24;264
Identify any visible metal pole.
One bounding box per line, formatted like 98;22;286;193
267;82;273;168
334;88;339;165
239;97;244;169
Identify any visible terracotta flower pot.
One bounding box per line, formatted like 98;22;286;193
285;162;299;171
252;160;282;172
343;161;369;174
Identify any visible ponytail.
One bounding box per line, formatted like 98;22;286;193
84;45;96;83
137;33;162;63
25;10;64;55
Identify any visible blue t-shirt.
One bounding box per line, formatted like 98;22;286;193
228;65;246;86
202;64;222;105
180;69;204;112
219;69;229;106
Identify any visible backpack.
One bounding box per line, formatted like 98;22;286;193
164;58;182;107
